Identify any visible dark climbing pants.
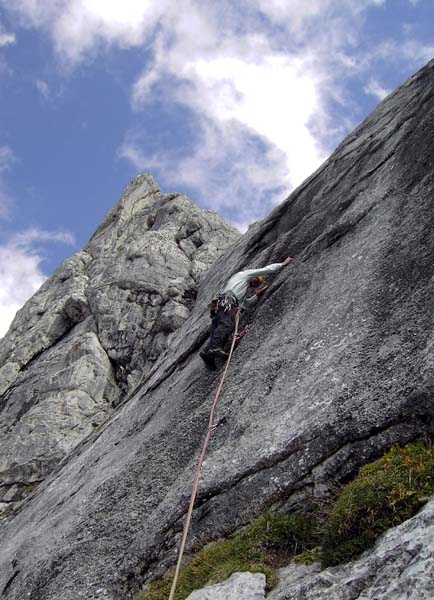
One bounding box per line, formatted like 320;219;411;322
207;305;237;351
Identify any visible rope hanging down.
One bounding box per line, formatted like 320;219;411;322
168;308;241;600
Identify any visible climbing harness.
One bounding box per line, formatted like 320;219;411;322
210;292;239;317
218;291;239;312
168;307;241;600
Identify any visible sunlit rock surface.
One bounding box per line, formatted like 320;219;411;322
186;572;266;600
0;174;239;508
1;60;434;600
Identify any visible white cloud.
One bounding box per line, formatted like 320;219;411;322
391;39;434;66
35;78;50;99
354;37;434;77
125;4;352;221
0;31;15;47
12;227;76;248
0;246;45;337
130;42;327;203
2;0;169;63
0;228;76;338
364;78;391;101
183;53;324;186
0;16;16;50
3;0;430;226
120;119;289;228
125;0;409;221
0;145;15;173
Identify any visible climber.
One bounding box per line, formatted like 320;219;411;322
200;256;293;369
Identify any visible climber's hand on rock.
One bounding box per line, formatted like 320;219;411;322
256;285;269;296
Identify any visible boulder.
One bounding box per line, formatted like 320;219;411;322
186;572;266;600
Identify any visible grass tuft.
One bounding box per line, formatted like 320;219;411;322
135;512;317;600
321;438;434;566
293;548;321;565
135;438;434;598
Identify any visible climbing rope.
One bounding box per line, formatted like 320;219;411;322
168;307;241;600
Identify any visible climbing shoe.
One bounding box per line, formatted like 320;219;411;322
207;348;229;361
200;350;217;370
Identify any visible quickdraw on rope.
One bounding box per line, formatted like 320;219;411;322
168;307;241;600
235;324;251;341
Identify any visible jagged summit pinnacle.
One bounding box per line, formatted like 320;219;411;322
0;175;239;512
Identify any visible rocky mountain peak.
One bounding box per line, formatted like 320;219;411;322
0;175;239;509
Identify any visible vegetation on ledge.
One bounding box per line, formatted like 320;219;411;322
321;438;434;566
135;438;434;599
135;513;318;600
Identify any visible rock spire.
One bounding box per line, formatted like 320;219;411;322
0;173;239;509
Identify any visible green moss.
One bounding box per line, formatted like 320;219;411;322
135;512;317;600
293;548;321;565
321;439;434;567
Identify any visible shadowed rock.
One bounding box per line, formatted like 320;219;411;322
1;60;434;600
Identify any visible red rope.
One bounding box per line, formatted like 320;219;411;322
168;308;241;600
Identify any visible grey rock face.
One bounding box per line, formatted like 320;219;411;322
83;176;238;392
0;250;92;397
0;322;118;486
186;572;266;600
1;60;434;600
0;174;239;508
268;497;434;599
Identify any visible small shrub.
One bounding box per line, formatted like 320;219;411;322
321;439;434;567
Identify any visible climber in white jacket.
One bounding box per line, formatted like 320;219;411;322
200;256;292;369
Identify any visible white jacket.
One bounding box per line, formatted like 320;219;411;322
221;262;283;307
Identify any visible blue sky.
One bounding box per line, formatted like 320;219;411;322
0;0;434;337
